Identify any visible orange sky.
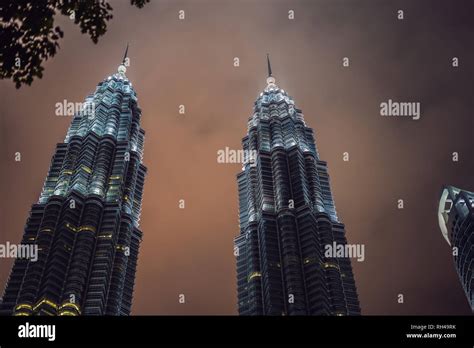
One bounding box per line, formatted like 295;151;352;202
1;0;473;315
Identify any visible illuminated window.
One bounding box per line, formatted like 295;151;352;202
15;304;32;311
59;302;81;315
78;225;96;233
81;165;92;174
65;223;78;232
33;298;58;312
322;262;339;270
248;271;261;282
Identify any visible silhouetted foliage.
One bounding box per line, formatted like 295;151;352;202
0;0;149;88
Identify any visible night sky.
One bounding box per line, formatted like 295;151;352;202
1;0;473;315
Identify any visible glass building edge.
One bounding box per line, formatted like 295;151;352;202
438;185;474;312
0;66;147;316
234;70;361;316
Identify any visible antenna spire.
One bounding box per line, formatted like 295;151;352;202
266;53;272;77
265;54;277;89
122;43;129;65
118;44;129;75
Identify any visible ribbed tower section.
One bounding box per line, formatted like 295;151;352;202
234;61;360;316
0;62;147;316
438;186;474;311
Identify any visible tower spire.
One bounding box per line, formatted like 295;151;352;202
266;53;272;77
122;43;129;65
265;53;276;89
118;43;129;75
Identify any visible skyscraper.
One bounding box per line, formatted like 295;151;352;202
438;186;473;311
0;52;147;316
234;56;360;315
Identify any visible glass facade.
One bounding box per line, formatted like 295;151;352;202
0;64;147;316
438;186;474;311
234;65;360;315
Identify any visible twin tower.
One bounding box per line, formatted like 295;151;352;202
0;55;361;316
